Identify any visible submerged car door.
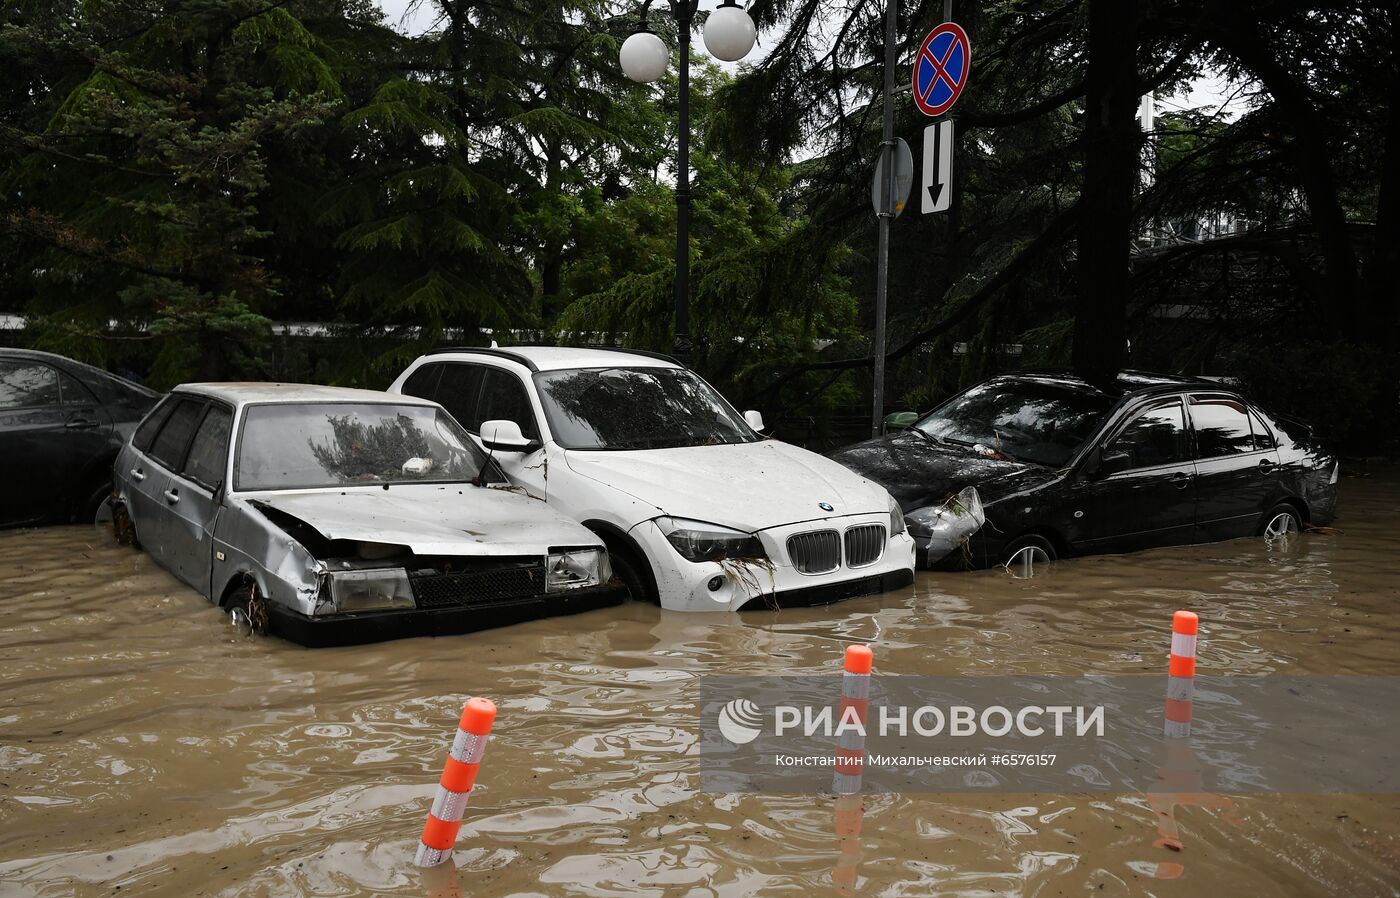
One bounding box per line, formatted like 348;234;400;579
0;360;67;525
1188;394;1280;541
1075;397;1197;554
161;403;233;593
131;397;205;572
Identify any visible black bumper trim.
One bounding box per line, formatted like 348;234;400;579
264;583;628;647
737;568;914;611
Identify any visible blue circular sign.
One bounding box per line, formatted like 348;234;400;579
913;22;971;117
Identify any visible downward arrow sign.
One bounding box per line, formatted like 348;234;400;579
922;121;954;214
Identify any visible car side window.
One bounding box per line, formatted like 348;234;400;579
477;368;539;441
401;363;443;402
57;370;97;405
0;361;61;409
148;399;204;469
434;363;485;431
133;396;177;451
1191;397;1256;458
1106;400;1188;469
181;406;232;490
1248;410;1275;451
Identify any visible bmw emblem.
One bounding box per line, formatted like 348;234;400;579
818;502;834;512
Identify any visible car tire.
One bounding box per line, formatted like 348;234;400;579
225;580;270;636
1001;534;1057;576
609;550;656;604
80;480;112;526
111;502;139;548
1260;503;1302;541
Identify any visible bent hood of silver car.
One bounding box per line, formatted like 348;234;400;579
246;483;600;556
564;440;894;532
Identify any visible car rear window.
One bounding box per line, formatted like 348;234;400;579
182;406;232;489
0;361;61;409
1190;397;1256;458
149;399;204;468
133;396;177;451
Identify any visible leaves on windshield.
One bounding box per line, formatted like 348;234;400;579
539;368;752;450
309;414;465;483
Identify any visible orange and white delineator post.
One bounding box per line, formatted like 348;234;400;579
833;644;872;795
831;793;865;895
1165;610;1197;738
415;697;497;868
1147;609;1236;870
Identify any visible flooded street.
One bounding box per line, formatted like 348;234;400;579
2;472;1398;898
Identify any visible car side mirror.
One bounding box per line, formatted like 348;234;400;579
1094;449;1132;477
743;410;765;432
480;419;539;453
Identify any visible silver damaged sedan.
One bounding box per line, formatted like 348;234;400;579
112;383;624;645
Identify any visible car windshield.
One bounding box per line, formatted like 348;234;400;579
534;366;759;450
916;380;1116;468
236;403;489;490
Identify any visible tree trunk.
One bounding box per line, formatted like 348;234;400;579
1364;17;1399;350
1072;0;1140;378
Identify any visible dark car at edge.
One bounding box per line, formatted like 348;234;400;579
829;371;1340;569
1;349;160;528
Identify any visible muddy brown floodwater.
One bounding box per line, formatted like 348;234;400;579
3;472;1399;898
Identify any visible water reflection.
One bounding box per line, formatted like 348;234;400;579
0;472;1396;896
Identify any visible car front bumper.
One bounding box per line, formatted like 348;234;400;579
264;582;628;647
632;514;917;612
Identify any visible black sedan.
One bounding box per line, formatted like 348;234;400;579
830;371;1339;570
0;348;159;527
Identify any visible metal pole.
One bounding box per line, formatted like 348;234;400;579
870;0;897;437
673;0;695;364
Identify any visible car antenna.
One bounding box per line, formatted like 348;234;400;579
472;432;500;488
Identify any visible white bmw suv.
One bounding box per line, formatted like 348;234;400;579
389;347;915;612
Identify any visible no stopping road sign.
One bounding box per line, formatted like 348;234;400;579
913;22;971;117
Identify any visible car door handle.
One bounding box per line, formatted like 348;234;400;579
1170;472;1192;489
130;468;146;482
66;419;98;429
1258;458;1276;472
163;489;180;504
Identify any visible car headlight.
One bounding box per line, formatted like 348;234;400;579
329;568;415;612
659;517;766;563
904;486;986;538
547;548;610;591
889;495;907;536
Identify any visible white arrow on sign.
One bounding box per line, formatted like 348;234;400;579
921;120;955;214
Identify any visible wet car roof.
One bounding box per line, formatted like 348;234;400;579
994;369;1222;399
426;346;679;372
175;383;440;406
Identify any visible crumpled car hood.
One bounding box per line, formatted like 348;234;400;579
564;440;893;532
247;484;600;556
828;432;1060;511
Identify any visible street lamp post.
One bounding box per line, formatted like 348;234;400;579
620;0;757;363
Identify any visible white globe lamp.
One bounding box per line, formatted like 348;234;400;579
703;2;756;62
620;31;668;83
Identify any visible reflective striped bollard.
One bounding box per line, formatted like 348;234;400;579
1165;610;1197;739
415;697;497;868
833;644;872;795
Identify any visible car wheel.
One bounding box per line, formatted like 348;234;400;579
609;550;656;604
226;581;270;637
81;481;113;526
1002;534;1056;578
1260;504;1301;542
111;503;139;548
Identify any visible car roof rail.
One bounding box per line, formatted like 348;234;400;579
423;346;540;372
575;345;683;366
